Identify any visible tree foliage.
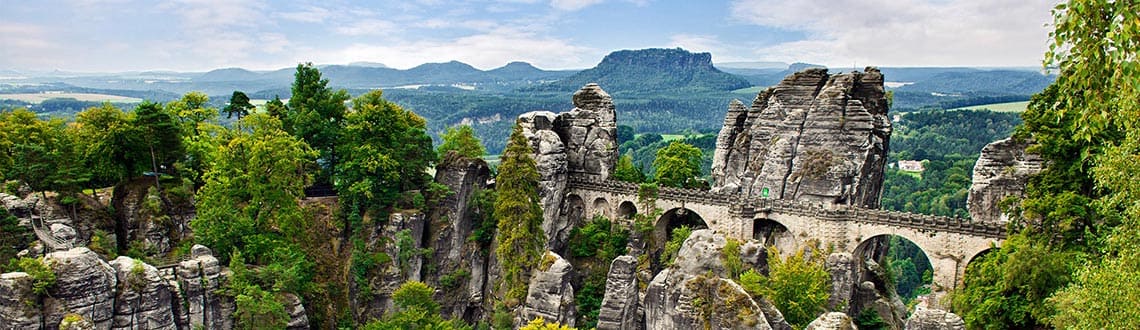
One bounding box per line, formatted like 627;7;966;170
224;91;254;119
287;63;350;185
653;141;703;188
612;154;646;183
738;246;831;329
493;124;546;304
437;125;485;159
363;281;472;330
337;90;435;215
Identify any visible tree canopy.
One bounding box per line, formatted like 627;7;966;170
437;125;485;160
652;141;703;188
494;124;545;304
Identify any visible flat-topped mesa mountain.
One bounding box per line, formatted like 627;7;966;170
532;48;752;93
710;67;892;208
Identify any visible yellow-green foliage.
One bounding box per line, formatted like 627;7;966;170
738;247;831;329
721;238;744;279
9;257;55;295
520;317;576;330
659;226;693;266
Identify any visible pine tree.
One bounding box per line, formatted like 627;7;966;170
494;124;546;304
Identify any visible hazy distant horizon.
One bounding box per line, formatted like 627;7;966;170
1;1;1056;72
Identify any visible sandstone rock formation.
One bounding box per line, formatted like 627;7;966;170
825;253;857;313
109;256;176;329
517;83;618;251
968;138;1044;222
805;312;856;330
425;154;495;322
0;271;40;328
177;244;233;330
359;211;428;320
905;306;966;330
43;247;118;328
522;252;577;326
112;178;194;257
645;230;780;330
711;68;891;208
596;255;641;330
282;293;310;330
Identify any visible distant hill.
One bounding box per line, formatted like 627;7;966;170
531;48;752;93
894;70;1055;95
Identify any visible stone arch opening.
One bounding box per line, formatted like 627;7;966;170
653;208;708;252
592;197;611;218
563;194;586;227
752;218;793;251
853;234;935;305
617;201;637;220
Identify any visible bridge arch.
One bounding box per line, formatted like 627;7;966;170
564;194;586;225
852;234;934;303
592;197;611;218
654;207;708;247
752;218;794;251
617;201;637;219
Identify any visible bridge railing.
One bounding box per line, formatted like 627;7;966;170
567;175;1006;239
31;216;73;251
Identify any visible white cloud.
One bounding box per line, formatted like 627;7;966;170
730;0;1056;67
316;27;595;70
276;6;332;23
551;0;605;11
0;23;64;69
334;19;400;36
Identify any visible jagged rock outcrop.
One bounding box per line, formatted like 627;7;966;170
518;83;618;251
112;178;194;257
559;83;619;178
596;255;641;330
109;256;176;329
518;111;572;252
425;154;495;322
359;211;428;320
0;271;40;328
905;306;965;330
853;259;908;330
825;253;857;313
711;68;891;208
645;230;779;330
805;312;856;330
522;252;577;327
42;247;117;329
968;138;1044;222
177;244;233;330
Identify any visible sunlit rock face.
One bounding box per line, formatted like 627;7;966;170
711;68;891;208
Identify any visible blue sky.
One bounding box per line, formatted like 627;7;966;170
0;0;1055;72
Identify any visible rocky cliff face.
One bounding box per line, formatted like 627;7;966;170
518;83;618;251
111;178;195;257
967;138;1044;222
0;244;309;330
711;68;891;207
522;252;577;327
905;306;966;330
596;255;641;330
424;155;495;322
644;230;783;330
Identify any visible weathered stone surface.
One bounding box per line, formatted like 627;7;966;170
905;306;965;330
853;259;908;330
559;83;618;178
360;211;428;320
50;223;78;245
805;312;856;330
645;230;773;330
44;247;117;329
519;111;573;251
177;245;233;330
968;138;1044;222
282;293;309;330
522;251;577;327
825;253;857;313
711;67;891;208
59;313;97;330
112;178;195;257
0;272;41;329
596;255;641;330
109;256;176;330
425;155;494;322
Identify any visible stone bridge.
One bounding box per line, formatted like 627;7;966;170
564;174;1005;293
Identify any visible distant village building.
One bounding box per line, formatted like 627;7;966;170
898;160;925;172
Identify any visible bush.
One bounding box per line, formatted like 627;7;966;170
9;257;56;295
738;246;831;328
659;226;693;266
567;215;630;261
